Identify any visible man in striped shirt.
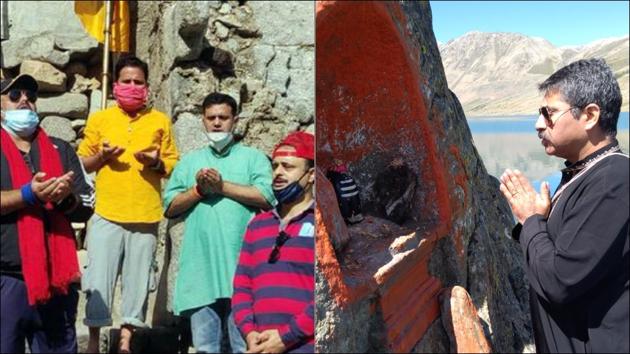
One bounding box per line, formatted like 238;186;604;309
232;131;315;353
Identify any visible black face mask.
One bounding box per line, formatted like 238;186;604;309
273;170;310;205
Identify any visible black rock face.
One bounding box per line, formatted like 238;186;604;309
373;159;417;225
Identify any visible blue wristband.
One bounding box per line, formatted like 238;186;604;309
20;183;39;206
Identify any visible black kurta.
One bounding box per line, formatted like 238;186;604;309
513;142;629;353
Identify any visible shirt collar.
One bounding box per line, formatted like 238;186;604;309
271;200;315;227
116;105;150;120
561;140;620;179
209;141;238;158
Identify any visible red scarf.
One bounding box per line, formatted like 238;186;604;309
1;128;80;305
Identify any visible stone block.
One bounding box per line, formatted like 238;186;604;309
249;2;314;46
2;1;98;67
65;62;88;78
160;1;211;71
71;119;87;130
1;35;70;68
20;60;67;93
37;93;89;119
172;112;209;156
69;73;100;94
40;116;76;142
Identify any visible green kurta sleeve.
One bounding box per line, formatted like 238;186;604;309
163;155;193;214
249;150;277;207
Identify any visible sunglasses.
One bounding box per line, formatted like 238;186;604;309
7;89;37;104
268;231;291;264
538;106;575;127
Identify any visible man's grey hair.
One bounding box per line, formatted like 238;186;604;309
538;58;622;137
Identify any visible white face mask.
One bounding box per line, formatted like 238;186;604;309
1;109;40;138
205;131;234;152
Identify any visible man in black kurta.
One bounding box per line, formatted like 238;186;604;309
499;58;629;353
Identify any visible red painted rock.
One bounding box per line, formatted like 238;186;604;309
315;1;532;353
316;1;450;352
440;286;492;353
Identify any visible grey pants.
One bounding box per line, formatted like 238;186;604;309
82;213;157;328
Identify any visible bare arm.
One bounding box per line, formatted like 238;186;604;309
80;141;125;174
0;190;26;216
80;154;104;174
164;187;203;219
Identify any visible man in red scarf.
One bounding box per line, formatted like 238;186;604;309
0;74;94;353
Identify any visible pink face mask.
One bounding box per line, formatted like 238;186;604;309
113;83;148;113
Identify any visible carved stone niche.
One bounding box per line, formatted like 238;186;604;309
315;2;456;352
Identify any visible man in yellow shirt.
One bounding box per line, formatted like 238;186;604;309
77;55;179;353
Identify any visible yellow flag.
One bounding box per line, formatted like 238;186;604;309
74;0;129;52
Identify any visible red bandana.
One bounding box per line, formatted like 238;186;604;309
272;131;314;160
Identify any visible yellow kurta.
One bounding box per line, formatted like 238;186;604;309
78;106;179;223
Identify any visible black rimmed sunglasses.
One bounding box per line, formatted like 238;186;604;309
538;106;576;127
7;89;38;104
268;231;290;264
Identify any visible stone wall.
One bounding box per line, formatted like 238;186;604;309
1;0;314;153
1;1;101;148
315;2;533;352
136;1;314;156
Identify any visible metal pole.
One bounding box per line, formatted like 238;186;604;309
101;0;113;110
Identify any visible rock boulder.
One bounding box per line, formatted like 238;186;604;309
20;60;67;93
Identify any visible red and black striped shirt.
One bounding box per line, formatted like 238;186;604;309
232;202;314;353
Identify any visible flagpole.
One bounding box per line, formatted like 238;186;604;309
101;0;113;110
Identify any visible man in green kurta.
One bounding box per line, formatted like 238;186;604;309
163;92;275;353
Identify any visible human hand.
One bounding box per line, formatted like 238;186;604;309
245;331;263;353
31;171;75;204
134;147;160;167
47;171;75;203
195;168;212;195
205;168;223;194
499;169;551;224
100;140;125;162
249;329;286;354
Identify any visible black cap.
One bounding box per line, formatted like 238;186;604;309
0;74;39;94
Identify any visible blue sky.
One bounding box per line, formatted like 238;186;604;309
430;1;630;47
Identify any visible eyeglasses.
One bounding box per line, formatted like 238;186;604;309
538;106;575;127
268;231;290;264
6;89;37;104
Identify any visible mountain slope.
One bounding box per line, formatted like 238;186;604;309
440;32;629;117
